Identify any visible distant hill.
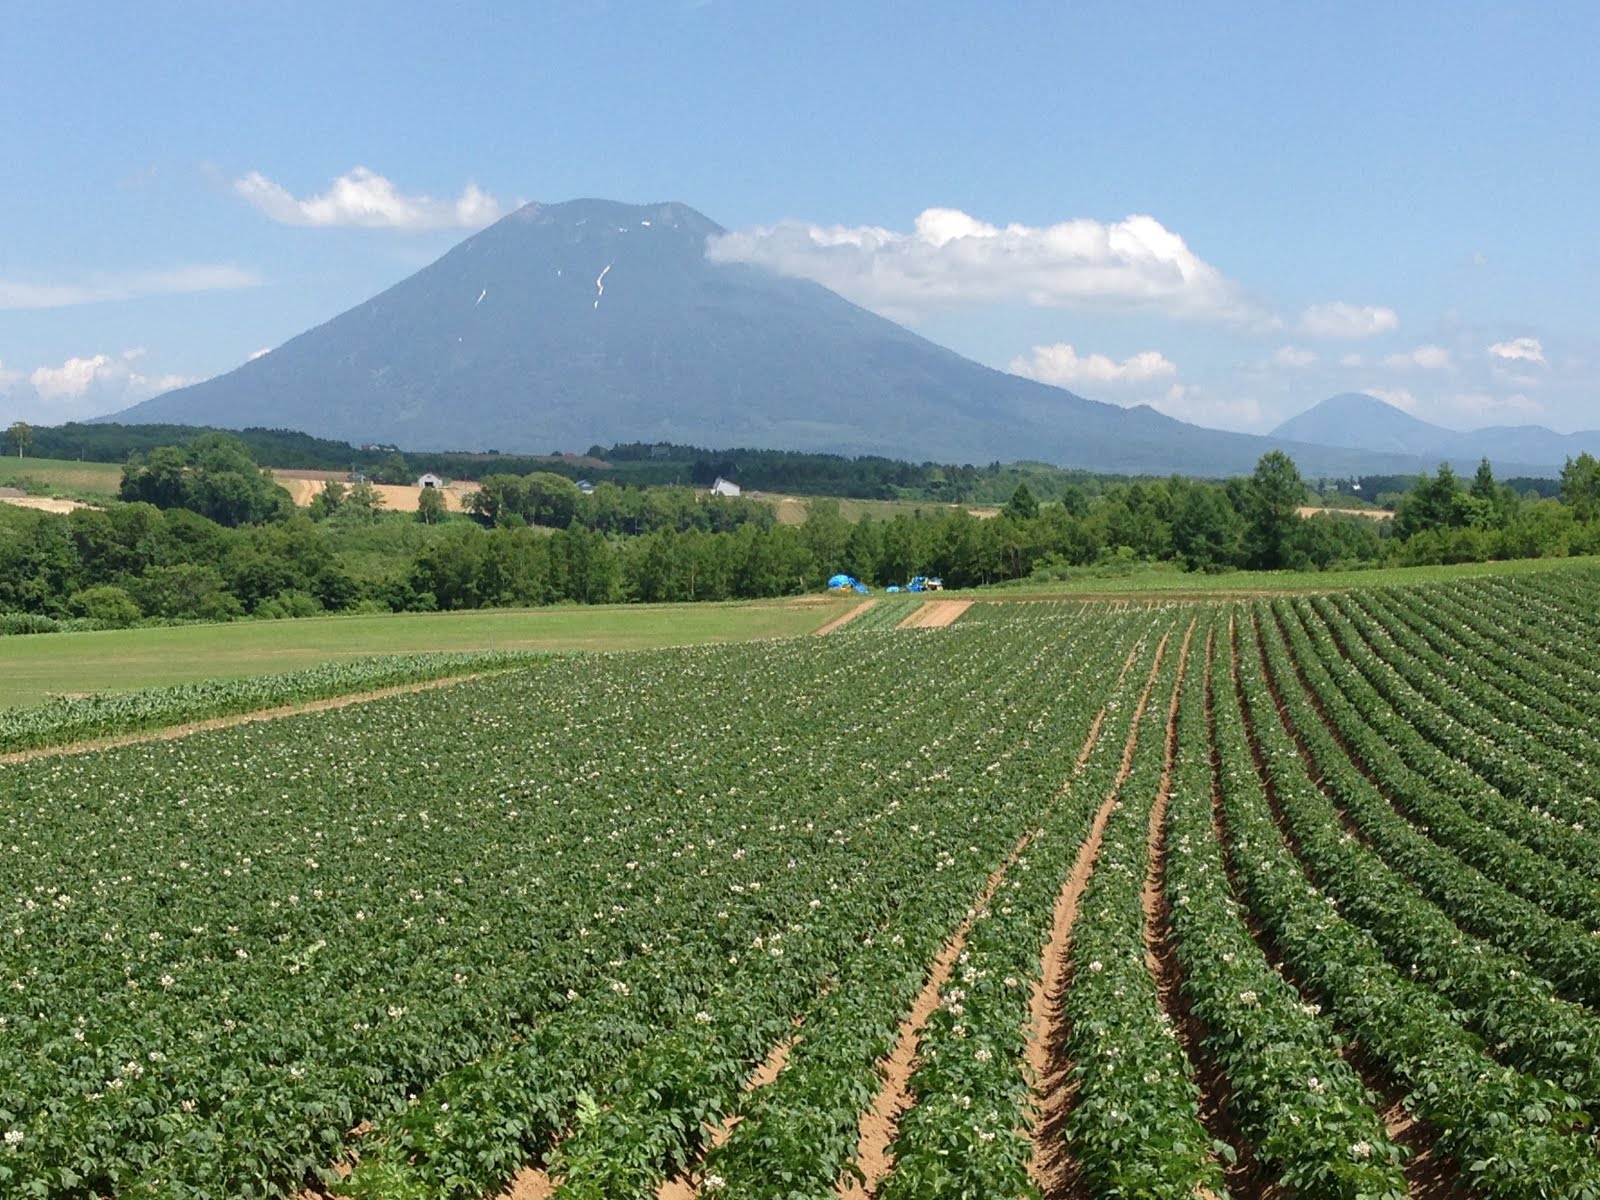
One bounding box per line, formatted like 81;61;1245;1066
110;198;1521;477
1272;393;1597;476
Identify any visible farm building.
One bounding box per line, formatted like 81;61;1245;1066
416;472;445;489
710;477;742;497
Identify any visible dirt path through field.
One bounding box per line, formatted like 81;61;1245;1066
814;600;876;635
1027;627;1172;1199
895;599;971;629
0;673;491;766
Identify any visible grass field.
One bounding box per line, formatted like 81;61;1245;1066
0;455;123;497
0;599;841;707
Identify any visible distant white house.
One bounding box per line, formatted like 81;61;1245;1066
710;477;741;497
416;472;445;489
575;479;596;495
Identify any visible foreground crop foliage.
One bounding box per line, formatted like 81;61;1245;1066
6;568;1600;1198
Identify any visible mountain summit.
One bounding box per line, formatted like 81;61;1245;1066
114;199;1466;475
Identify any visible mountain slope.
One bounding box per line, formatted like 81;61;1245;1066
110;200;1527;476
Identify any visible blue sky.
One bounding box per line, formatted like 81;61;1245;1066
3;1;1595;439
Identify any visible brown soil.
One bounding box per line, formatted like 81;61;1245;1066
498;1166;557;1200
1027;628;1172;1199
814;600;876;635
837;830;1037;1198
656;1034;798;1199
895;600;971;629
0;673;489;766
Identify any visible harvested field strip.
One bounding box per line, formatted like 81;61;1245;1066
895;599;972;628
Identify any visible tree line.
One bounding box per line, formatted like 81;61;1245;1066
6;435;1600;630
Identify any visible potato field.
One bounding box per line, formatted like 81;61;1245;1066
5;570;1600;1199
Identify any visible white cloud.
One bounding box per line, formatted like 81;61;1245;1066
248;347;271;361
1299;301;1400;338
1383;344;1453;371
1367;387;1418;411
707;208;1268;324
235;166;507;231
1339;353;1364;368
0;264;260;311
1;348;196;423
1488;336;1545;365
1273;345;1319;368
1008;343;1177;387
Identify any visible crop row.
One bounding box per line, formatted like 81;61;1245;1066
1162;618;1405;1197
0;651;543;755
837;596;924;632
1214;614;1600;1197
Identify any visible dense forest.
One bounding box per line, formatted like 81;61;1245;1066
6;430;1600;632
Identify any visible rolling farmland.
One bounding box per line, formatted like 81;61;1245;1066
5;571;1600;1198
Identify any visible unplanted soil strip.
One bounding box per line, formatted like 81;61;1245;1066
1028;628;1172;1200
895;599;972;629
0;673;494;766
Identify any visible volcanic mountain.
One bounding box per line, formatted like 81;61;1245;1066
113;199;1476;475
1272;392;1597;476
